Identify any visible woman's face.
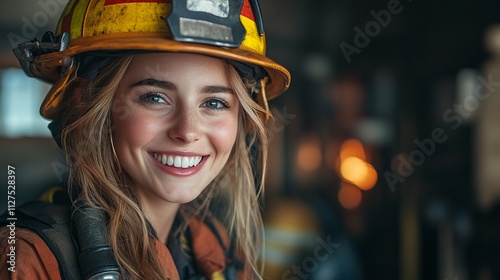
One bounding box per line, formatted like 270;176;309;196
112;53;239;206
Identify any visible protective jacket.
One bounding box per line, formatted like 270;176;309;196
0;195;246;279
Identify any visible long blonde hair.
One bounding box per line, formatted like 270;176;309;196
60;54;269;279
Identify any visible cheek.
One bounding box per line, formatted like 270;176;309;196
208;117;239;153
113;110;160;150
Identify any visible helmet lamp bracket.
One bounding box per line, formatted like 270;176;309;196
167;0;246;48
13;31;70;77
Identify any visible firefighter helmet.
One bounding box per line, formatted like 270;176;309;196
14;0;291;119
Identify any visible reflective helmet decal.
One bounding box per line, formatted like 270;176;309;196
167;0;246;48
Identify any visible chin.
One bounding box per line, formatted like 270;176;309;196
165;191;204;205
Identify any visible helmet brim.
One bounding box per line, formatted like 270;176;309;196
33;32;291;119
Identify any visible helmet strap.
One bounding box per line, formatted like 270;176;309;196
257;77;270;121
40;57;78;119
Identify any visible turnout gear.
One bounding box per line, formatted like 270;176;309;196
0;192;243;279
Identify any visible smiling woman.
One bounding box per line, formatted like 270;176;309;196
112;53;240;237
0;0;290;279
59;51;267;280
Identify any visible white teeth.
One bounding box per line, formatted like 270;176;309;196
181;157;189;168
174;156;182;167
154;153;203;168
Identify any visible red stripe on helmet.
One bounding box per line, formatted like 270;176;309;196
60;0;80;33
241;0;255;21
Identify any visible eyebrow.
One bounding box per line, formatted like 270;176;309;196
130;79;233;94
202;85;234;94
130;79;176;90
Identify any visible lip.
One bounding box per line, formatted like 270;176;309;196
149;152;207;176
152;150;205;157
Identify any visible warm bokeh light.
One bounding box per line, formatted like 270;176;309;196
297;136;322;171
338;138;378;190
340;157;378;190
356;163;378;190
340;156;368;183
340;138;366;161
338;182;362;210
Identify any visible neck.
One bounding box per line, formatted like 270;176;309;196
148;206;179;244
136;191;180;243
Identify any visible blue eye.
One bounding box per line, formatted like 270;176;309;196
139;93;166;104
203;98;230;110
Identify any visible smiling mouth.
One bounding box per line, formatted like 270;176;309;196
153;153;203;168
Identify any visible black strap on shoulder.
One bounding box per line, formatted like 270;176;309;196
166;215;243;280
1;201;82;280
199;218;243;280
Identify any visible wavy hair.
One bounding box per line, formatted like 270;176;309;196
60;54;269;279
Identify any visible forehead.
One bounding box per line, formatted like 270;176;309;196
124;52;228;79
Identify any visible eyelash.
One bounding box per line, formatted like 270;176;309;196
139;92;167;105
139;93;230;111
202;98;230;111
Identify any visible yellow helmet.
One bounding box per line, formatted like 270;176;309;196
14;0;291;119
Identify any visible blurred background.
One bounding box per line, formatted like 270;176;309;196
1;0;500;279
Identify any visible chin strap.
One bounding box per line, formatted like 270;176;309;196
40;56;78;119
258;77;271;121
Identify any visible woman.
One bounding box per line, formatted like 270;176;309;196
0;0;290;279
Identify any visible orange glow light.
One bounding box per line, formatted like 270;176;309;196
338;138;378;190
338;183;362;209
297;137;322;171
356;163;378;190
340;156;368;183
339;157;378;190
340;138;366;161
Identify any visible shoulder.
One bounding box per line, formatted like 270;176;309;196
188;217;254;279
0;227;61;280
190;216;231;248
0;197;73;280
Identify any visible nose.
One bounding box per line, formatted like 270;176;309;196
167;106;201;143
